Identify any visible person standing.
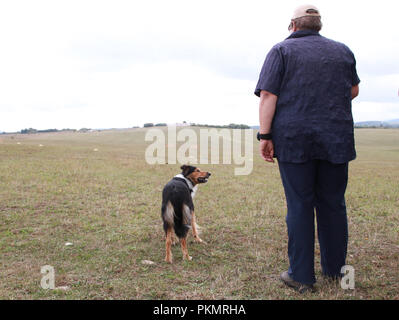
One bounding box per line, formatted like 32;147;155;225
255;4;360;293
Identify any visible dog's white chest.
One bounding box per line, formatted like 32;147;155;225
191;185;198;199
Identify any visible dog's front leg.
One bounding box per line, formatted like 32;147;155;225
171;232;178;246
191;211;205;244
180;236;192;261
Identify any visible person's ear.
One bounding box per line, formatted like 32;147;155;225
292;20;298;32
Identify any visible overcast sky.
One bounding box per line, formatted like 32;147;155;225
0;0;398;132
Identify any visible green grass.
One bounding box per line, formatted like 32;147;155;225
0;128;398;299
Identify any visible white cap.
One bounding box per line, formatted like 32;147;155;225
292;4;321;20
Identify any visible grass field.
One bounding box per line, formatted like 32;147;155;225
0;128;398;300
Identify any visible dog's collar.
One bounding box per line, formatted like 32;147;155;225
173;174;195;193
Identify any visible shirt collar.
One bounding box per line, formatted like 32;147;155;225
286;29;320;40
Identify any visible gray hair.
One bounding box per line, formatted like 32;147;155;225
294;16;322;31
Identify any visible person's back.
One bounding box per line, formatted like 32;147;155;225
272;31;359;163
276;33;356;122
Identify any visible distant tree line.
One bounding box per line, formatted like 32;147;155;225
354;121;399;128
143;122;250;129
143;123;250;129
18;122;252;134
191;123;251;129
143;123;168;127
20;128;86;134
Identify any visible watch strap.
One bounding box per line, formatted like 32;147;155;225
257;132;273;141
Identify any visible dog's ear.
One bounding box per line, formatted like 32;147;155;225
180;165;189;176
181;164;195;177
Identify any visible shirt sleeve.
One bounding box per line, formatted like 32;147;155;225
254;46;284;97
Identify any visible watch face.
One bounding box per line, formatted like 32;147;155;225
257;132;260;141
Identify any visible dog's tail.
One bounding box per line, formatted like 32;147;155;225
162;200;191;239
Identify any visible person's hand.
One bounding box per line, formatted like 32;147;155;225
259;140;275;163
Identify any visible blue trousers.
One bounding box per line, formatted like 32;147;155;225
278;160;349;285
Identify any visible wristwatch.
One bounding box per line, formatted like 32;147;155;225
257;132;273;141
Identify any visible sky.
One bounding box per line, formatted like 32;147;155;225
0;0;398;132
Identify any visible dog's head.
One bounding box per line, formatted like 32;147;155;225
181;165;211;185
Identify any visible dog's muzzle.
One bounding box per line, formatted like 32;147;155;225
198;172;211;183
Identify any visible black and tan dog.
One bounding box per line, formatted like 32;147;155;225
162;165;211;263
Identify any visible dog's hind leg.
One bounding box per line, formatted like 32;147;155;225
165;228;173;263
180;236;192;261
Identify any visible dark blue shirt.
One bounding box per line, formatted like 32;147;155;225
255;30;360;164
